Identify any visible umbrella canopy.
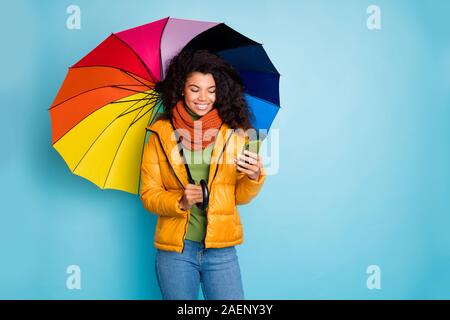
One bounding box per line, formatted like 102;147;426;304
49;17;280;194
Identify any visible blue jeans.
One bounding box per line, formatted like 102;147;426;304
155;240;244;300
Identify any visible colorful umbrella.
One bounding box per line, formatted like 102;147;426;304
49;17;280;195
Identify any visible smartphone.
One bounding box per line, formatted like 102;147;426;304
241;139;261;155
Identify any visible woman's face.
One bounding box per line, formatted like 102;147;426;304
183;72;216;117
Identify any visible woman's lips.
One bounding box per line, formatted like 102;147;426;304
195;103;211;110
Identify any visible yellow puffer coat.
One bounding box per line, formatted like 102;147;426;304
140;119;266;253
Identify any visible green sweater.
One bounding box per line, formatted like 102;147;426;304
182;105;214;242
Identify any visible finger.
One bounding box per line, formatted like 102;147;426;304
185;184;197;191
188;192;203;200
237;154;257;165
186;190;203;197
237;160;258;171
186;183;202;188
189;196;203;204
244;150;258;160
185;184;198;189
186;186;202;192
236;161;256;172
236;165;254;176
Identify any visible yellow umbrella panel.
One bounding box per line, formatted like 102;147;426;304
54;91;160;194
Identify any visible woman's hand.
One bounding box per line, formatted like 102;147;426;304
179;183;203;210
235;150;262;181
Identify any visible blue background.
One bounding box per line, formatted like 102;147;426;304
1;0;449;299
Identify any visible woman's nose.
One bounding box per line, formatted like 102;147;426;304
198;90;207;100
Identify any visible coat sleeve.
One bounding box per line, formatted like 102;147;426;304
140;133;188;218
235;166;266;205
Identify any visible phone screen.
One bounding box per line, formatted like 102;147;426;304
242;139;261;155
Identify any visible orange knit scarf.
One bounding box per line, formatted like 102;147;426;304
172;100;223;151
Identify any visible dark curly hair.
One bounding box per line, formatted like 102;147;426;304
156;49;254;130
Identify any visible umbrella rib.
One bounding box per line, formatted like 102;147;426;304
111;90;159;105
245;92;282;109
49;84;152;110
66;64;154;89
110;98;151;104
118;93;159;117
112;86;154;95
52;90;154;146
130;100;159;127
102;98;157;189
216;43;280;75
112;33;159;84
158;18;170;81
72;93;152;173
122;70;154;91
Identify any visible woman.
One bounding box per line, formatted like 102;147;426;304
140;50;265;300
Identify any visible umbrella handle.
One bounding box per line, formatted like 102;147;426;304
196;179;209;211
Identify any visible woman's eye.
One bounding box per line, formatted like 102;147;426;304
189;89;215;94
